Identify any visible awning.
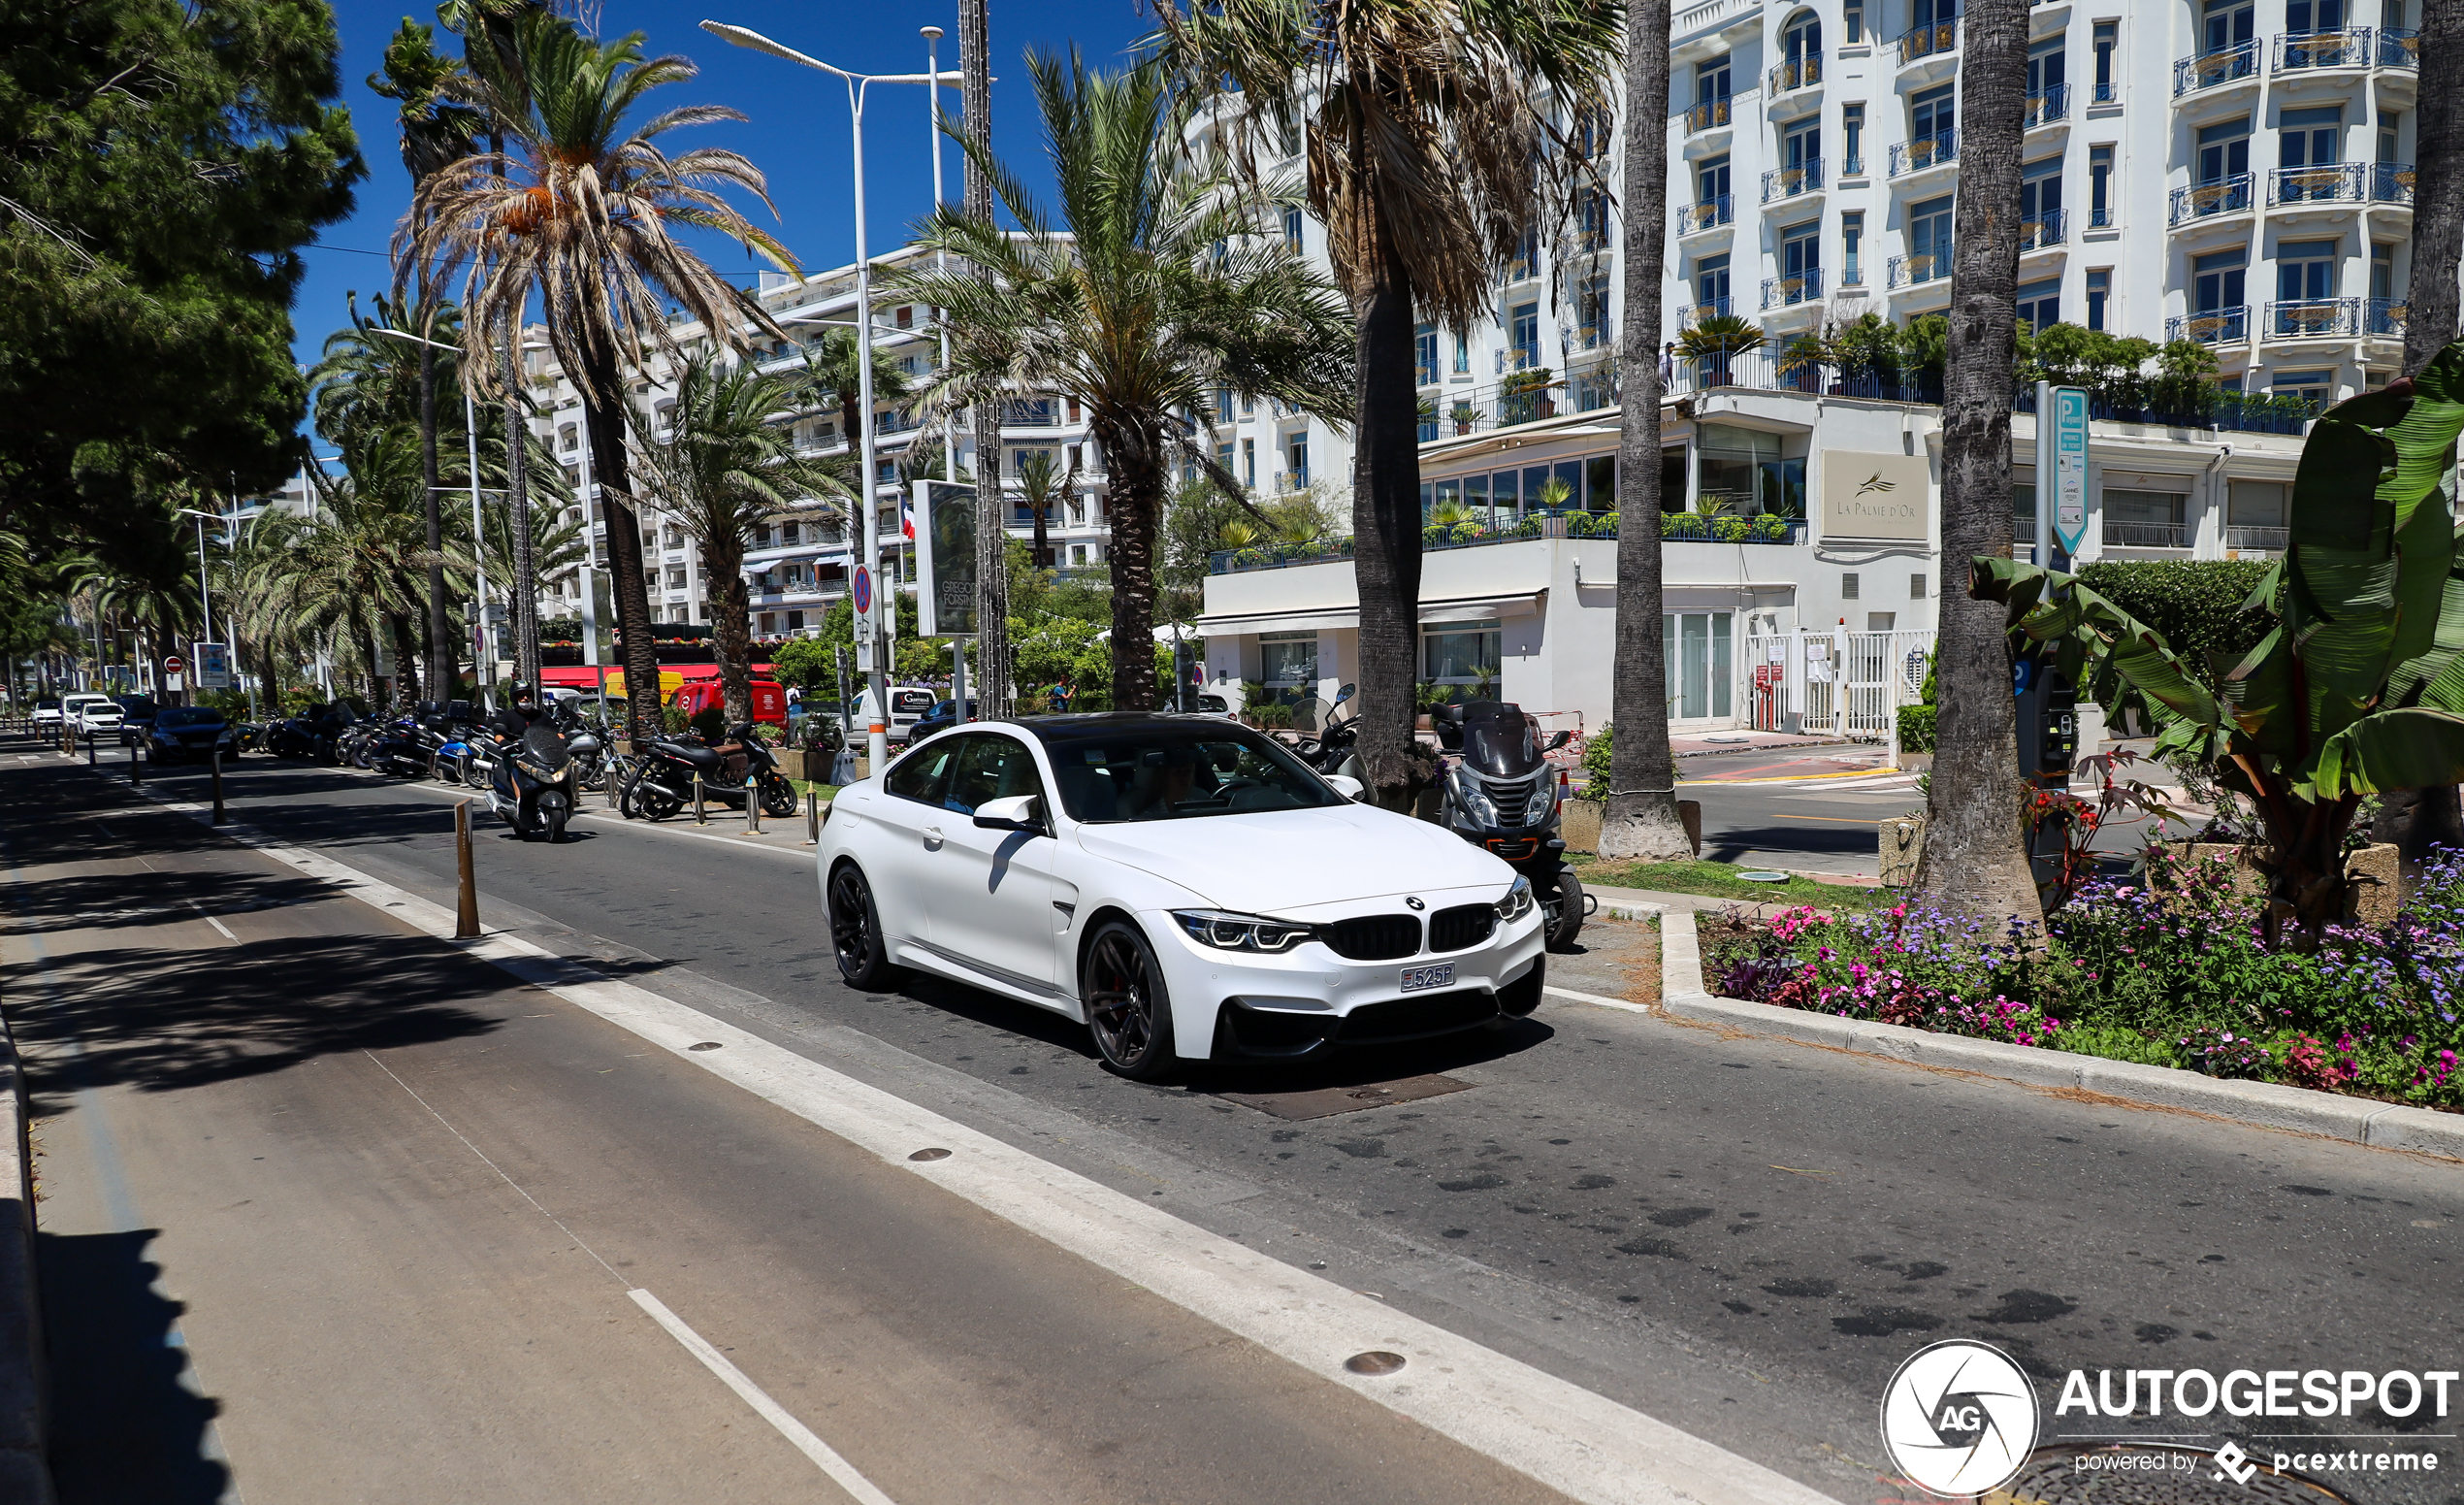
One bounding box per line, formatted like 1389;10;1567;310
1195;590;1544;638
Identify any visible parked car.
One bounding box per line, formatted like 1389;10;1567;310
63;694;122;740
30;698;60;729
1194;694;1238;720
867;686;936;745
905;699;979;744
817;714;1545;1081
146;705;240;762
113;695;159;746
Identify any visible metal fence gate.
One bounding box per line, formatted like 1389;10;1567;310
1743;629;1935;739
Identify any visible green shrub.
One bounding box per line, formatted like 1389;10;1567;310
689;705;727;742
2074;559;2273;695
1896;703;1938;754
1581;721;1612;800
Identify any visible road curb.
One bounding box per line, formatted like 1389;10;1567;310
1648;910;2464;1161
0;1007;56;1503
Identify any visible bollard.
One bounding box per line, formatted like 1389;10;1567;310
130;738;141;786
746;776;762;834
804;788;820;846
454;802;480;938
693;771;706;825
211;751;226;825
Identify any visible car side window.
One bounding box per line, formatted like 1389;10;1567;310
883;737;962;805
943;735;1046;816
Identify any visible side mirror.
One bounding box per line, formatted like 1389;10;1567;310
1546;730;1572;751
972;793;1049;835
1336;683;1357;703
1324;773;1366;801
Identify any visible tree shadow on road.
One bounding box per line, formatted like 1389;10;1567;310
38;1228;229;1505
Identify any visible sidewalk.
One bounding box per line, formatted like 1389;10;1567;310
1668;730;1854;759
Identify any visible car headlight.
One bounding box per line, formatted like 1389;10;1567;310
1496;875;1535;923
1172;909;1314;954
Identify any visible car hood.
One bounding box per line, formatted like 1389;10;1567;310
1074;802;1514;913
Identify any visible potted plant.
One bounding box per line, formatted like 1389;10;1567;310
1450;400;1477;436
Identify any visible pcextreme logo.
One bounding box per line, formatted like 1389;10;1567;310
1880;1341;2040;1497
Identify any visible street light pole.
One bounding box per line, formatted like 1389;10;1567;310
700;19;960;772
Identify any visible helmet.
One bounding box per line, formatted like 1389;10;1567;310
507;679;535;703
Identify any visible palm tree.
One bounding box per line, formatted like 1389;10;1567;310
1911;0;2039;923
1600;0;1691;862
291;428;433;707
1151;0;1623;805
625;357;848;723
402;8;795;745
1012;446;1077;568
886;49;1352;711
796;328;914;474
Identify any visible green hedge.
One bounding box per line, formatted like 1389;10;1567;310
1896;703;1938;753
2074;560;2273;693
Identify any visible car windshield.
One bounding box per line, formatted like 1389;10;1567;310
1041;727;1347;823
1459;703;1546;777
156;707;224;729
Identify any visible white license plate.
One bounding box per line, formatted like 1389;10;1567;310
1399;963;1456;993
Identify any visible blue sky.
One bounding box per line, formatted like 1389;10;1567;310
294;0;1152;425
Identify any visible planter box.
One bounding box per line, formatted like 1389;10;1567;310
1561;799;1601;853
1897;751;1933;772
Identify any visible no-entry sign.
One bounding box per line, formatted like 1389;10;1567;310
162;654;184;677
852;565;872;617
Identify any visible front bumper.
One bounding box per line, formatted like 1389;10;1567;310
1151;898;1547;1061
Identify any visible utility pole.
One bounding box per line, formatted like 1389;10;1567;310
960;0;1010;718
505;332;539;687
420;312;450;703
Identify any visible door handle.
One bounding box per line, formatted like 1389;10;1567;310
922;826;944;848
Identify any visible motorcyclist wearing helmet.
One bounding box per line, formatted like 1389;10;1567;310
494;681;544;742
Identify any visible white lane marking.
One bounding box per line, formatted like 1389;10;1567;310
132;789;1841;1505
1543;984;1653;1015
184;900;238;941
629;1289;901;1505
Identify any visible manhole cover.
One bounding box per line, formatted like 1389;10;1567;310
2000;1444;2357;1504
1738;870;1791;883
1217;1073;1475;1122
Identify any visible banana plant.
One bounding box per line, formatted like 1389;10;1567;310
1972;342;2464;939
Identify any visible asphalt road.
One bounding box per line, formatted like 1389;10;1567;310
14;745;2462;1505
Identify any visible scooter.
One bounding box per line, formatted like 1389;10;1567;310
489;719;576;841
369;714;440;778
550;701;610;792
1290;684;1363;781
619;722;797;822
1434;701;1586;950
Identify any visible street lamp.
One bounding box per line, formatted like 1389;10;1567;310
173;506;222;649
371;325;493;691
700;18;962;772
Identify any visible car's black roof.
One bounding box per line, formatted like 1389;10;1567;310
1014;712;1262;741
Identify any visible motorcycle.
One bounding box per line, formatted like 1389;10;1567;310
1434;701;1585;950
489;718;577;841
550;701;611;792
369;714;442;778
1289;683;1362;780
619;721;797;823
265;703;352;762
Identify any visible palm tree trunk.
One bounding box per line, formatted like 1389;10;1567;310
1031;500;1051;569
1601;0;1692;863
387;609;422;709
2404;0;2464;377
1099;416;1162;710
1351;233;1428;810
1913;0;2038;924
420;338;452;702
974;405;1012;717
709;536;754;726
586;366;660;748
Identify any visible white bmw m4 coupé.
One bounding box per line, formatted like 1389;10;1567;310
817;713;1546;1079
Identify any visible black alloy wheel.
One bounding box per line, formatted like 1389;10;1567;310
1082;922;1179;1082
759;770;798;817
827;864;899;990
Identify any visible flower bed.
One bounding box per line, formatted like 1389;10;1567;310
1702;846;2464;1109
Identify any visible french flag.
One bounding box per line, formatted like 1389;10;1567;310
899;497;917;541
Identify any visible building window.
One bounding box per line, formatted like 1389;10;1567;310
1259;630;1318;699
1841;212;1864;284
2275;238;2340;321
1281;208;1303;248
1509;301;1540;369
1415;322;1439;386
1662;613;1734;719
1908;195;1954;282
1242;438;1256;488
2273;369;2335;412
2198;116;2253;186
1695;253;1732;314
2086;268;2112;330
1911;573;1929;599
1451;335;1470;375
2380;111;2403;164
1910;82;1956;148
2016;278;2060;331
2091;20;2118;99
1576;273;1610;348
1842;573;1860;600
1422;620;1503;686
2021;155;2063;244
1286;433;1309;487
2193;247;2247;320
2088;145;2114;225
1842;0;1864;44
2026;32;2066;115
1841;104;1864;176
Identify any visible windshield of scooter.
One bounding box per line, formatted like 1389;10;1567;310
522;720;572;772
1458;703;1545;777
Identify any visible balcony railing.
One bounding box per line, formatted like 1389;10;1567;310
2266;297;2360;339
2104;521;2189;549
2019;210;2067;250
2167;307;2251;344
1769;53;1823;91
1276;467;1311;492
2090;204;2114;227
1678;195;1735;233
1424;366;1622;437
1841;153;1865;177
1897;18;1959;63
2373;162;2416;203
2226;525;2290;551
1762;269;1825;309
2169;173;2255;224
1209;511;1807;574
2379;26;2419;64
2023;82;2070;127
1683;98;1735;134
1888;130;1959;177
1681;298;1734;323
1005;397;1059;426
2173;40;2259;93
2269;162;2366;205
2366;297;2408;337
2091;80;2120;103
2275;28;2372;70
1763;161;1824;201
1887;251;1948;288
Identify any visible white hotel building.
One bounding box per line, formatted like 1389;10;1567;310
1194;0;2423;736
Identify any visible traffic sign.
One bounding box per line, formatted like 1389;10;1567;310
852;565;872;617
162;654;184;676
2051;386;2091;557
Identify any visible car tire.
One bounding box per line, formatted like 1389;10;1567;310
1498;955;1545;1017
827;862;901;991
1082;921;1179;1083
1543;867;1584;952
